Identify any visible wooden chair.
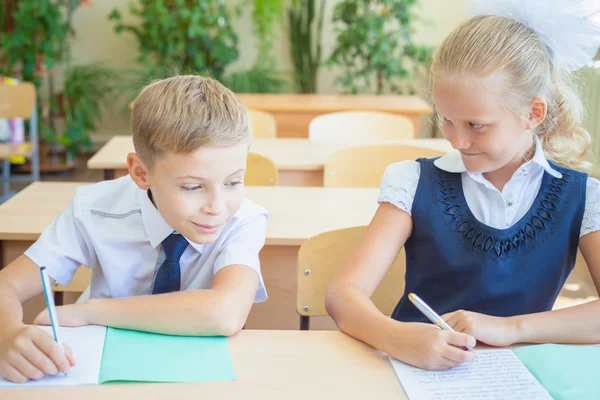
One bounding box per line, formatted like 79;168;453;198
248;109;277;138
309;111;414;140
297;226;406;330
0;82;40;202
245;152;278;186
324;144;447;188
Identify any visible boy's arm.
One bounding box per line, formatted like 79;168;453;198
0;256;44;331
36;214;268;336
0;256;74;382
43;264;258;336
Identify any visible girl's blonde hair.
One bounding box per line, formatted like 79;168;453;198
432;15;591;171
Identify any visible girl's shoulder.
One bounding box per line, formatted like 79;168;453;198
378;160;421;216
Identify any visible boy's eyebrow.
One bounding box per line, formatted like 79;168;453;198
227;168;246;177
175;169;246;180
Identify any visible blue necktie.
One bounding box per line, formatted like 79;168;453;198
152;233;189;295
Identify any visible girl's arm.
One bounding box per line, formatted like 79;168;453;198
326;203;476;370
444;231;600;345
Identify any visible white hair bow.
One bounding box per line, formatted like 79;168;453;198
467;0;600;71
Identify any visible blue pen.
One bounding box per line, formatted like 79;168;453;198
39;267;63;349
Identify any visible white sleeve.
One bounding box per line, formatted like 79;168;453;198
23;198;95;286
377;160;421;215
581;177;600;238
213;214;268;303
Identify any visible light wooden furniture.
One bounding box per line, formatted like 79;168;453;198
236;93;433;138
248;108;277;138
2;330;410;399
309;111;414;141
88;136;452;186
324;145;447;188
297;226;406;330
0;82;39;202
1;182;594;329
245;153;278;186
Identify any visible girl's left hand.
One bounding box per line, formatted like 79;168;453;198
33;304;89;327
442;310;520;347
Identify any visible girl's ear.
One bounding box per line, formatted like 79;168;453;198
526;97;548;130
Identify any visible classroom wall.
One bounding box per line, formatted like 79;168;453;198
66;0;465;142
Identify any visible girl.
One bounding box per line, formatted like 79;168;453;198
326;0;600;371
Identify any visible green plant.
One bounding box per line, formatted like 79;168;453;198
288;0;325;93
0;0;70;85
252;0;284;64
327;0;433;94
109;0;239;81
44;64;118;156
225;65;289;93
226;0;288;94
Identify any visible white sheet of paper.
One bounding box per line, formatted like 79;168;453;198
0;325;107;388
390;349;552;400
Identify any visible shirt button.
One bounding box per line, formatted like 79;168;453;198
507;201;513;207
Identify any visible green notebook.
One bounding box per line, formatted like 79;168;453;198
514;344;600;400
98;327;236;384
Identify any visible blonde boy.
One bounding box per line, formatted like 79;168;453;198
0;76;268;383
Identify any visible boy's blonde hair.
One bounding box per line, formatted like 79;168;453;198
432;15;591;171
131;75;251;166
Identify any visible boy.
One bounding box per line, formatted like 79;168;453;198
0;75;268;383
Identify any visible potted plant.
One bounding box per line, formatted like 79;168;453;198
287;0;325;93
327;0;433;94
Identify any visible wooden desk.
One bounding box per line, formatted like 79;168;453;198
87;136;452;186
0;182;380;329
1;183;595;330
1;330;407;399
237;93;433;138
0;142;33;160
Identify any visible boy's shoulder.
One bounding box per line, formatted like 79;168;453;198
72;175;142;217
231;197;269;227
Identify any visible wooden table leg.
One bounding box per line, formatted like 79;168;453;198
104;169;115;180
53;291;64;306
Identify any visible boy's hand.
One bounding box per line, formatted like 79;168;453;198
0;324;75;383
442;310;520;347
389;322;477;370
33;303;89;328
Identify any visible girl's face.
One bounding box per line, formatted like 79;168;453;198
433;75;537;175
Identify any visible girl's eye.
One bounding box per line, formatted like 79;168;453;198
470;122;484;129
182;185;202;191
227;181;243;187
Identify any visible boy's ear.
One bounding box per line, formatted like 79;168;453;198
526;97;547;130
128;153;151;190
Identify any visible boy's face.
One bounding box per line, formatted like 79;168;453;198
131;142;248;244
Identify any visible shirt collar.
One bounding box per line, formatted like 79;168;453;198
433;135;562;179
139;189;205;252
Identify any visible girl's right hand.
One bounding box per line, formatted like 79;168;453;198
0;323;75;383
389;322;477;370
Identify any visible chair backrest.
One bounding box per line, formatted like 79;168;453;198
297;226;406;320
245;152;278;186
309;111;414;140
324;144;447;188
0;82;36;119
248;109;277;138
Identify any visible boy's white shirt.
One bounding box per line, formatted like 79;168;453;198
25;176;268;302
379;135;600;237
